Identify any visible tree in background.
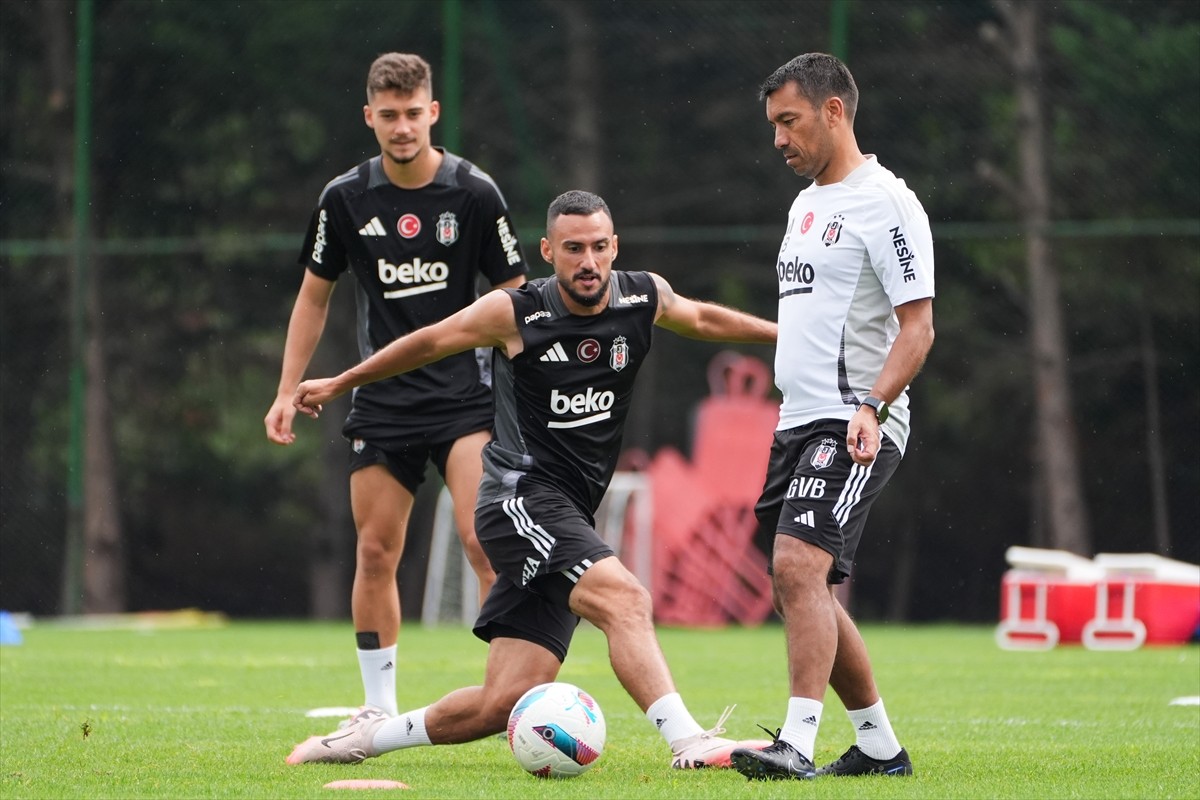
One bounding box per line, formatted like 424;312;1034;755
2;0;1195;621
980;0;1091;555
1047;0;1199;557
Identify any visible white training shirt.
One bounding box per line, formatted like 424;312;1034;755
773;156;935;453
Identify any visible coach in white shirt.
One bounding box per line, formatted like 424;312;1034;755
731;52;935;782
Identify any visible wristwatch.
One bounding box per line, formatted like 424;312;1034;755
860;395;889;424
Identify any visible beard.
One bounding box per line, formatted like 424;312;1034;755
384;143;421;165
559;271;610;307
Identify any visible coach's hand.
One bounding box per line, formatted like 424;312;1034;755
847;408;880;466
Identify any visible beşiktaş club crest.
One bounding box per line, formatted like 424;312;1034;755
435;211;460;246
610;336;630;371
811;437;838;470
822;214;844;247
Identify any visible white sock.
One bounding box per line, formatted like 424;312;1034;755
645;692;703;745
357;645;398;716
779;697;823;761
372;706;432;754
847;698;902;759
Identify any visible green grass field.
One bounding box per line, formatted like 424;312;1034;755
1;620;1197;799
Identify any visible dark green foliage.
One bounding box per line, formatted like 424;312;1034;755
1;0;1196;618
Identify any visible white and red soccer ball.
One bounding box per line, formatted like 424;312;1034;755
507;682;606;778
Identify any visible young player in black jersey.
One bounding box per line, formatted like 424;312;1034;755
285;190;777;770
264;53;528;718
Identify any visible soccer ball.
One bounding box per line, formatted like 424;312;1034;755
507;682;606;778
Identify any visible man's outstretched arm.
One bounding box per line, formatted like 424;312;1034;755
294;289;519;417
650;272;777;344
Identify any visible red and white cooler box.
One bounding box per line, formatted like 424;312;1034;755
996;546;1200;650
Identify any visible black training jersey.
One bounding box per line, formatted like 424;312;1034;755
478;271;659;518
298;149;529;442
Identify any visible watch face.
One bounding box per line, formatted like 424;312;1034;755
864;397;888;423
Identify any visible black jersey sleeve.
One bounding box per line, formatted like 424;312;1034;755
457;161;529;286
297;205;347;280
298;164;362;279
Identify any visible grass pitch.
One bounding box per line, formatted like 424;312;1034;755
1;620;1197;799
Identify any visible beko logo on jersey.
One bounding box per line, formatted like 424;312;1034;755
618;294;649;305
890;226;918;283
551;387;614;414
311;209;329;264
524;310;552;324
778;258;816;298
378;257;449;299
496;217;522;266
547;387;614;429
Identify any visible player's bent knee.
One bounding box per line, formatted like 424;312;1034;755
578;581;653;630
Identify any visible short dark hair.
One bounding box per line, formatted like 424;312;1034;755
366;52;433;100
546;190;612;235
759;53;859;123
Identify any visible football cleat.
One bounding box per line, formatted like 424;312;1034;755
731;727;816;780
815;744;913;776
670;705;769;769
286;706;389;765
337;705;388;730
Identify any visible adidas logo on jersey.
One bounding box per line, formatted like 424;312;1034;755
539;342;569;362
358;216;387;237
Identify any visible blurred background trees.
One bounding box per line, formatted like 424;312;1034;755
2;0;1197;622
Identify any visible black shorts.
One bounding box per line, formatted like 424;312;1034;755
754;419;901;584
471;489;615;661
347;433;484;495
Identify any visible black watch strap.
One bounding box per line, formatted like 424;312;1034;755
861;395;889;423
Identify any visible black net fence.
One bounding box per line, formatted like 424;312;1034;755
2;0;1197;621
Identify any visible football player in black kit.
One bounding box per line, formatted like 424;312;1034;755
264;53;528;719
285;190;777;770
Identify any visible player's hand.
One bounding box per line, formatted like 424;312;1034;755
265;396;298;445
847;409;879;466
293;377;340;419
